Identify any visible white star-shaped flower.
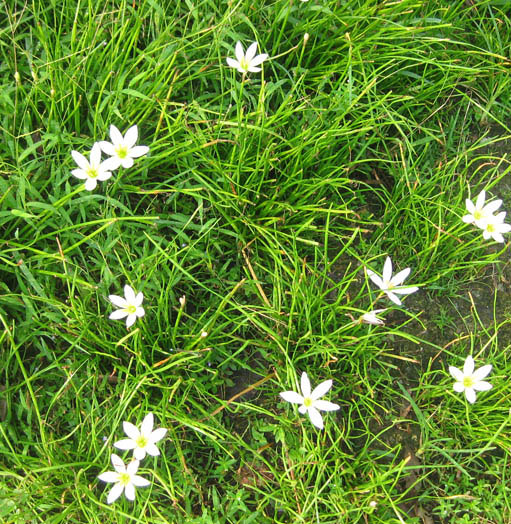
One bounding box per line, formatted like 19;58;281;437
481;211;511;243
109;285;145;328
366;256;418;306
114;413;167;461
462;190;502;228
97;454;150;504
280;372;339;430
360;308;387;326
99;124;149;169
449;355;492;404
71;143;117;191
226;41;268;74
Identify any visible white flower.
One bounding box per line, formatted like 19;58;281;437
366;256;418;306
114;413;167;461
449;355;492;404
481;211;511;243
99;124;149;169
360;308;387;326
226;41;268;74
280;372;339;429
462;190;502;228
71;143;117;191
97;454;150;504
109;285;145;328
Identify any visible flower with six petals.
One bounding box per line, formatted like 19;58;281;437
280;372;339;430
97;453;150;504
71;143;117;191
366;256;418;306
449;355;492;404
109;285;145;328
114;413;167;461
462;190;502;228
226;41;268;74
481;211;511;243
99;124;149;169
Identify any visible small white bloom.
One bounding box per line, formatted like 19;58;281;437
114;413;167;461
449;355;492;404
109;285;145;328
99;124;149;169
71;143;117;191
462;190;502;228
481;211;511;243
97;454;150;504
360;308;387;326
280;372;339;430
226;41;268;74
366;256;418;306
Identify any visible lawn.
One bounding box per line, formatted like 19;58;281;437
2;0;511;522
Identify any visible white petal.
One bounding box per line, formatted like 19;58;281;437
109;294;127;307
133;292;144;307
367;271;384;290
124;285;136;303
101;157;121;172
465;388;476;404
307;407;324;429
492;232;505;243
386;291;402;306
473;380;492;392
106;483;124;504
98;140;116;156
144;443;160;456
246;65;262;73
98;471;119;483
472;364;492;381
245;42;258;62
131;475;150;488
114;438;137;450
484;199;502;214
126;314;137;328
124;125;139;148
96;170;113;181
71;150;90;171
298;405;307;414
382;257;393;283
124;483;136;501
453;382;465;393
310;379;332;400
300;372;311;397
71;169;88;180
226;57;239;69
90;143;102;166
149;427;167;443
462;214;474;224
390;268;411;287
111;454;126;472
249;53;268;67
126;460;140;475
84;178;97;191
123;421;140;440
133;447;147;461
449;366;464;382
280;391;304;404
136;306;145;318
141;413;154;435
109;309;129;320
121;157;135;169
463;356;475;376
235;41;244;63
129;145;149;158
465;198;475;213
394;286;419;296
475;190;486;209
313;400;340;412
110;124;124;146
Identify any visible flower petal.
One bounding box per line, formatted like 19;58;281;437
386;291;402;306
394;286;419;296
109;309;129;320
245;42;258;62
390;268;411;287
310;379;333;401
367;270;384;290
123;421;140;440
449;366;464;382
99;140;117;156
235;41;244;63
382;257;393;283
121;157;135;169
484;199;502;214
307;407;324;429
473;380;492;392
111;454;126;472
109;294;127;308
129;145;149;158
226;57;240;69
249;53;268;67
463;356;475;376
124;483;136;501
465;388;476;404
475;190;486;209
144;443;160;456
472;364;492;381
280;391;304;404
126;314;137;328
84;178;97;191
149;427;167;443
90;143;102;166
133;292;144;307
97;171;113;181
313;400;340;412
135;306;145;318
133;448;147;461
114;438;137;451
98;471;119;483
110;124;124;146
71;150;90;171
131;474;150;488
300;372;311;398
106;482;124;504
124;125;138;148
298;405;307;414
453;381;465;393
124;285;136;303
141;413;154;436
71;169;88;180
126;460;140;475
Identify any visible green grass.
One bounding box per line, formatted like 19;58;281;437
2;0;511;522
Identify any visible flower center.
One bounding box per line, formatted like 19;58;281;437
474;210;482;220
463;376;474;388
126;305;137;314
118;472;131;486
486;223;495;233
86;167;98;178
136;435;148;448
239;57;249;72
116;145;128;159
303;397;312;408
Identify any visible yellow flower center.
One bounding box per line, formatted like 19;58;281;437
474;210;482;220
463;376;474;388
126;305;137;314
136;435;148;448
118;472;131;486
303;397;312;408
239;57;249;71
486;223;495;233
116;145;128;159
86;167;98;178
